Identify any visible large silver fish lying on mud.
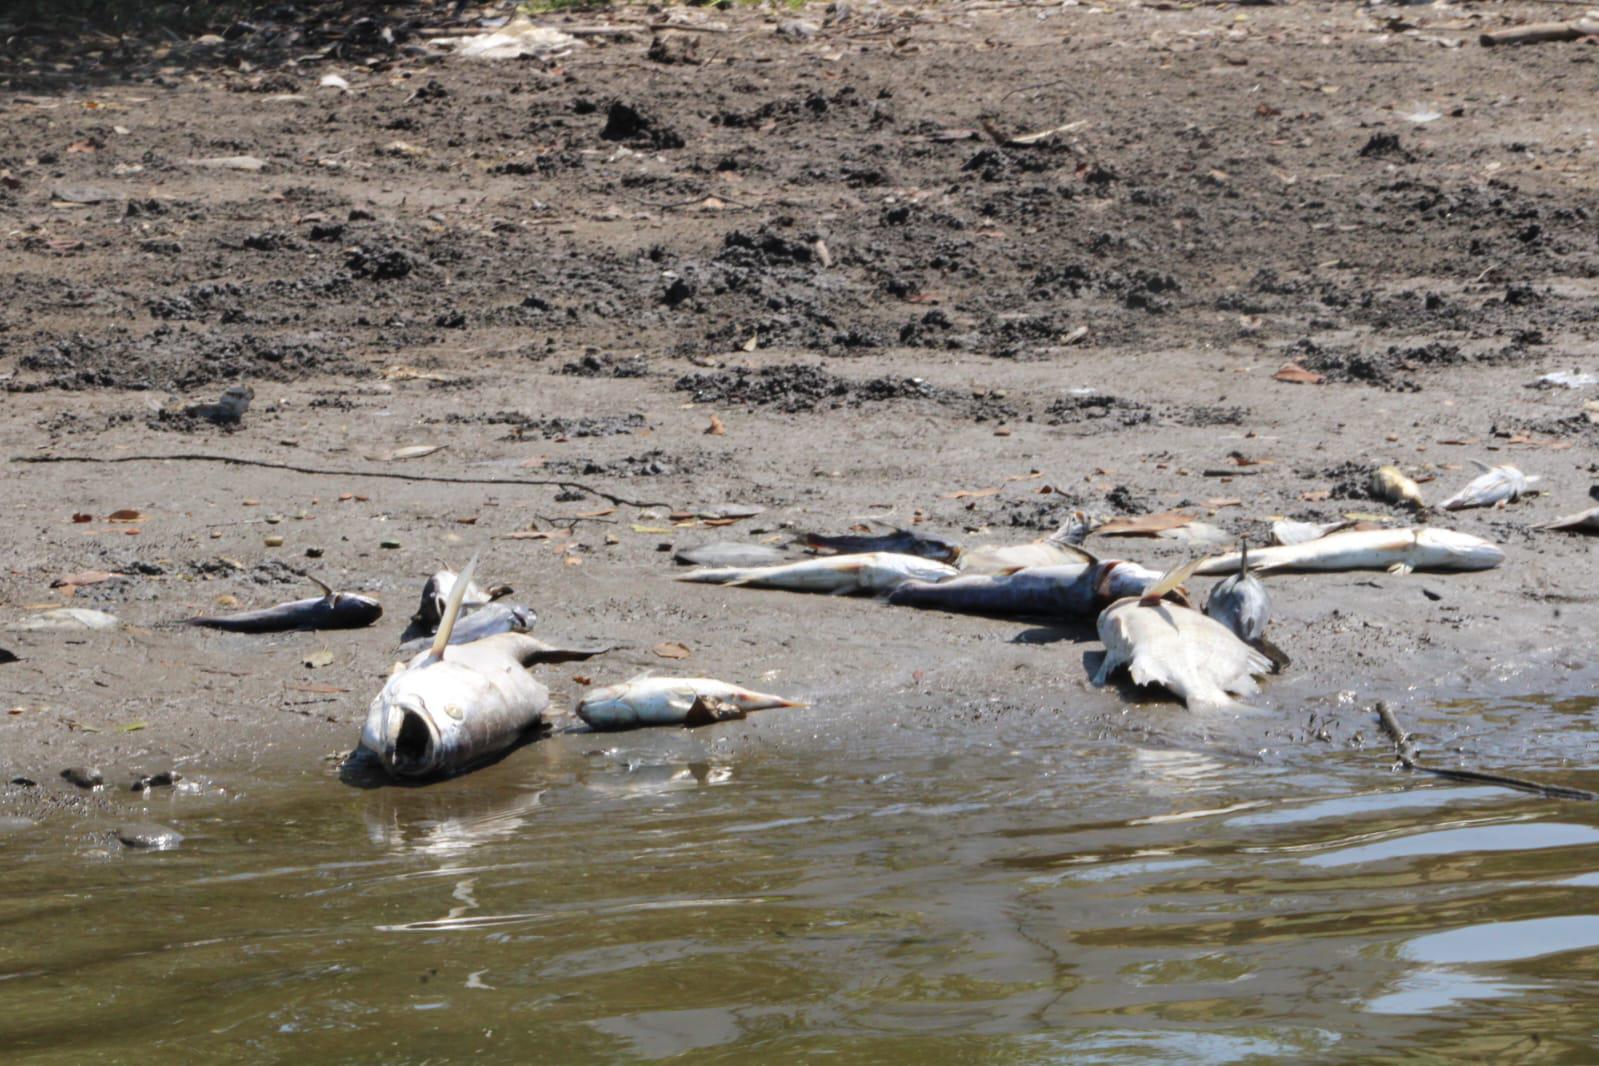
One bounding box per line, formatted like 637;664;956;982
886;556;1161;619
1094;564;1273;711
676;552;959;594
576;676;805;731
957;515;1097;576
800;527;962;564
361;556;602;779
1437;461;1541;511
1191;526;1504;576
187;575;382;632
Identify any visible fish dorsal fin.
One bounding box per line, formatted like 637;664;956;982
305;573;335;598
1238;538;1249;577
1469;458;1493;474
429;551;479;661
622;669;660;685
1140;557;1205;606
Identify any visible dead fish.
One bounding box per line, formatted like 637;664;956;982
3;608;120;632
1541;505;1599;534
1094;563;1272;711
397;602;537;656
0;647;18;664
887;555;1161;619
1270;518;1357;546
676;552;959;594
958;518;1097;576
1371;465;1426;511
801;528;961;564
187;575;382;632
1192;526;1504;576
360;555;604;779
674;542;791;569
412;568;511;629
576;676;805;731
1438;461;1540;511
182;384;254;425
1204;541;1289;671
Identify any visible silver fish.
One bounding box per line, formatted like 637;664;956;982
674;542;791;569
396;602;537;656
187;575;381;633
1438;461;1541;511
801;528;961;564
3;608;120;632
412;568;510;629
957;518;1097;576
361;556;602;779
1203;540;1289;671
676;552;959;594
1541;505;1599;534
1270;519;1357;546
576;676;804;731
1094;564;1272;711
1192;526;1504;576
887;557;1160;618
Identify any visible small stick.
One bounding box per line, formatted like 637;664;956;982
1480;20;1599;47
1374;701;1599;801
12;453;671;510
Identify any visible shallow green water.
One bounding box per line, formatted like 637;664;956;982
5;694;1599;1063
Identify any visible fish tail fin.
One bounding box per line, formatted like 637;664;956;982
1139;557;1205;606
676;568;740;584
429;551;479;661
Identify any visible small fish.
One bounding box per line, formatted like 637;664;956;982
674;542;791;569
1370;465;1426;510
1192;526;1503;576
576;676;804;731
1094;563;1272;711
360;555;604;779
182;384;254;425
676;552;958;594
1270;519;1357;546
1438;461;1540;511
396;602;537;656
957;518;1097;576
1204;541;1289;671
801;528;961;564
187;576;382;632
887;556;1161;619
412;569;511;629
1541;505;1599;534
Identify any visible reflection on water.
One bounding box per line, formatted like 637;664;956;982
5;694;1599;1061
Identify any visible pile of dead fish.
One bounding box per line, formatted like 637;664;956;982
672;460;1591;713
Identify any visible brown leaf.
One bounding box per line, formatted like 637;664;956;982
940;487;1001;500
705;414;726;436
652;641;691;660
107;509;144;522
51;570;121;588
285;683;348;694
1273;362;1325;385
499;530;554;540
1202;498;1243;509
1096;512;1195;536
455;516;478;525
572;674;592;686
575;507;616;519
1300;488;1332;502
71;513;93;524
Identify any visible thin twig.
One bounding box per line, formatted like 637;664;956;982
1374;701;1599;801
12;453;671;509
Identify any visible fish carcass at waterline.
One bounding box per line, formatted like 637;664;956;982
360;556;604;779
1204;541;1289;671
1094;564;1273;711
186;575;382;632
1190;526;1504;576
1437;461;1541;511
676;552;958;594
886;557;1161;619
576;676;805;731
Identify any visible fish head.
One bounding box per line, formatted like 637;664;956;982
1415;527;1506;569
1095;561;1179;606
333;593;384;626
364;669;467;779
919;536;964;564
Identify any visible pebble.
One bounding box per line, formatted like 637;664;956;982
264;534;284;547
131;771;182;793
10;776;37;787
115;823;184;850
305;546;324;559
381;538;401;549
61;766;104;789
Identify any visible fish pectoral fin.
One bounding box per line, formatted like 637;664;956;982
1091;650;1122;687
683;696;747;728
1387;562;1414;575
516;640;611;666
1255;638;1292;673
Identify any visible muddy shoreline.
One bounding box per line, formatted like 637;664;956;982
3;1;1598;819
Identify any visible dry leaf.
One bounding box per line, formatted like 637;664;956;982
632;524;674;534
71;513;93;523
1300;488;1332;502
286;683;348;694
1273;362;1325;385
1096;512;1196;536
499;530;554;541
107;509;144;522
705;414;726;436
575;507;616;519
652;641;691;660
940;487;1002;500
1202;498;1243;509
376;444;444;461
455;516;478;525
572;674;592;686
51;570;121;588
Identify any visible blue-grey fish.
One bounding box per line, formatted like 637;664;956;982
1204;540;1289;671
187;576;381;632
887;556;1161;619
801;528;962;564
397;602;537;656
674;542;791;568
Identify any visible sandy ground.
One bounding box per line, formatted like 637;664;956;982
3;0;1598;814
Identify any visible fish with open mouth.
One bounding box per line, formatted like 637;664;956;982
887;552;1161;619
186;575;382;632
1204;540;1290;671
576;676;805;731
397;602;538;656
360;555;605;779
800;527;962;564
412;568;513;629
676;552;958;594
1094;562;1273;711
1437;461;1540;511
957;516;1098;576
1190;526;1504;576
